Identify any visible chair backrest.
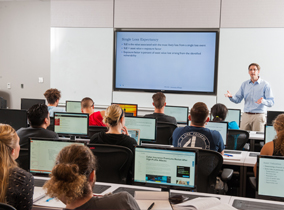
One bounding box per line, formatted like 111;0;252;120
196;149;223;193
87;144;133;184
156;122;177;145
0;203;16;210
226;129;249;150
88;126;108;138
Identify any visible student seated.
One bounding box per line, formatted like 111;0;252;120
43;144;140;209
17;104;59;169
144;92;177;125
172;102;224;155
44;88;65;117
81;97;106;126
254;114;284;176
0;124;34;210
90;104;137;154
210;103;239;129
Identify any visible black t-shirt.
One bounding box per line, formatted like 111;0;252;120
144;113;177;125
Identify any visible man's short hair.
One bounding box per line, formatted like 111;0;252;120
152;92;166;109
81;97;94;109
28;104;49;127
44;88;61;104
190;102;209;126
248;63;260;71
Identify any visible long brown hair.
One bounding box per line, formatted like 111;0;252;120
0;124;18;202
274;114;284;156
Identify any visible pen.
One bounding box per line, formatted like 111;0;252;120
224;154;233;157
147;202;155;210
46;197;54;202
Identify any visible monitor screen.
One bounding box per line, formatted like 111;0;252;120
21;98;46;110
205;121;228;145
0;109;27;130
134;146;197;190
164;106;189;124
128;129;140;145
267;111;284;125
54;112;89;137
66;101;82;113
264;124;277;144
257;155;284;200
29;138;85;175
124;116;156;142
225;109;241;127
114;31;218;94
112;103;138;117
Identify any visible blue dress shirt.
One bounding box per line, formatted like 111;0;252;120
229;77;274;113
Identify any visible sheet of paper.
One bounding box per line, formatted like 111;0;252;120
223;154;242;161
33;196;65;208
33;187;46;203
136;200;172;210
135;191;169;200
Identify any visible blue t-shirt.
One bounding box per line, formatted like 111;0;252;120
172;126;224;153
48;106;65;117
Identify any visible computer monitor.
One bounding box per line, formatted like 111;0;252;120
134;146;197;191
66;100;82;113
54;112;89;139
128;129;141;145
205;121;228;145
264;124;277;144
225;109;241;127
29;138;85;175
21;98;46;110
257;155;284;201
0;97;7;109
164;105;189;125
267;111;284;126
0;109;27;130
124;116;156;142
112;103;138;117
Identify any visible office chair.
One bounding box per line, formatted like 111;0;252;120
0;203;16;210
87;144;133;184
47;117;54;131
196;149;233;194
226;129;250;150
88;126;108;138
155;122;177;145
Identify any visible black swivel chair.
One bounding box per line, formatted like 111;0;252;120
226;129;250;150
88;126;108;138
87;144;133;184
155;122;177;145
0;203;16;210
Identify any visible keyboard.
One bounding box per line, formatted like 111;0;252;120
224;151;241;154
249;153;258;157
34;179;47;187
233;199;284;210
170;192;219;200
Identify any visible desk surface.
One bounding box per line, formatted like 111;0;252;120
223;150;247;166
243;152;260;167
229;196;284;209
249;131;264;140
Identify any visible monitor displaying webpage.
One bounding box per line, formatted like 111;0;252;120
113;103;137;117
125;117;156;141
258;156;284;198
164;106;188;124
205;122;227;144
54;113;88;135
30;139;84;174
225;109;241;126
66;101;82;113
134;147;196;189
265;125;277;144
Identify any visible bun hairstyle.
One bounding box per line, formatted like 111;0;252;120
0;124;18;202
43;144;97;203
210;103;228;122
273;114;284;156
103;104;124;127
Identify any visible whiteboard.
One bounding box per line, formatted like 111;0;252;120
50;28;113;105
217;28;284;111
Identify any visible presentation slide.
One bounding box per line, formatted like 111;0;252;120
265;125;277;144
66;101;82;113
125;117;155;141
225;110;241;126
114;103;137;116
115;31;217;93
135;148;196;188
258;157;284;198
54;113;88;135
30;140;84;174
164;106;188;124
205;122;227;144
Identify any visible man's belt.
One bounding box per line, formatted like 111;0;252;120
245;112;264;115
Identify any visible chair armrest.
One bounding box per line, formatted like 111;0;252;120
221;168;234;182
249;177;257;190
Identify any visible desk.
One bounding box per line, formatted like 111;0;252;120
249;131;264;152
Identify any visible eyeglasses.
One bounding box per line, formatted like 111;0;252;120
249;69;258;72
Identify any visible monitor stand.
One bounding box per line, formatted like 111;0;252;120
70;135;76;140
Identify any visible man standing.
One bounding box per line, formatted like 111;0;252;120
225;63;274;131
144;92;177;125
172;102;224;155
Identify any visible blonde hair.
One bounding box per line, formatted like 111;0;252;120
103;104;123;127
273;114;284;156
43;144;96;204
0;124;18;203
